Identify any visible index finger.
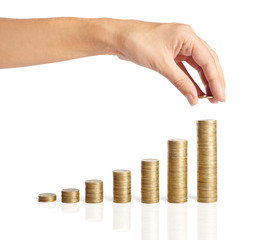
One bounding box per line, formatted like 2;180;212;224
199;38;225;90
191;37;225;102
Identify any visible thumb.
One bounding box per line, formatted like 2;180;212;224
163;59;199;106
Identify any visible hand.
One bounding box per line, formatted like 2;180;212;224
115;20;225;105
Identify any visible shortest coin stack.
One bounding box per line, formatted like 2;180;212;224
38;193;56;202
61;188;80;203
113;169;131;203
85;180;103;203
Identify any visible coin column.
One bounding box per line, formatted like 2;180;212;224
85;180;103;203
141;159;159;204
197;119;217;203
61;188;80;203
38;193;57;202
168;139;188;203
113;170;131;203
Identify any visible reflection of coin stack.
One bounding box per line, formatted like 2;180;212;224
61;188;80;203
198;203;217;240
38;193;56;202
168;203;187;240
141;159;159;204
113;170;131;203
85;180;103;203
168;139;187;203
197;119;217;203
113;203;131;231
141;203;159;240
85;203;103;221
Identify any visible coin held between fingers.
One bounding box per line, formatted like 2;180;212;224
198;95;214;99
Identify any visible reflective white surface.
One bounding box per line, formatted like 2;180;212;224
85;203;103;221
198;203;217;240
113;203;131;231
168;203;187;240
61;202;80;213
38;201;56;209
36;200;219;240
141;203;159;240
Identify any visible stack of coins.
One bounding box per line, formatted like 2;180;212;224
113;170;131;203
61;188;80;203
197;119;217;203
38;193;56;202
168;139;188;203
85;180;103;203
141;159;159;203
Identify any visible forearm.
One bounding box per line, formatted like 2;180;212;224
0;17;122;68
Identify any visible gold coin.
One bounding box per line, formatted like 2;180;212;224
167;139;187;203
113;169;131;203
197;119;217;203
62;188;79;193
61;188;80;203
85;179;103;203
38;193;56;202
141;159;159;204
198;95;214;99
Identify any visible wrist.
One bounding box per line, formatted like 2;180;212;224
81;18;127;56
96;19;160;59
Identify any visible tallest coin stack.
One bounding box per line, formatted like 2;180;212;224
197;119;217;203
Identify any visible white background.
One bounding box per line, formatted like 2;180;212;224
0;0;260;239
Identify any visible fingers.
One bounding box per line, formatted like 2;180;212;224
162;56;200;106
177;62;205;96
185;57;218;104
191;37;226;102
199;38;225;90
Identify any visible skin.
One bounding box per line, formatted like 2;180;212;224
0;17;225;105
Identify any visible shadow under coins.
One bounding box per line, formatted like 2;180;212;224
113;202;131;232
168;203;187;240
85;203;103;222
198;203;217;240
141;203;159;240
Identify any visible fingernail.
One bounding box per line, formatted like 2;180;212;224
219;88;226;102
212;81;226;102
209;98;219;104
185;94;196;106
221;90;226;102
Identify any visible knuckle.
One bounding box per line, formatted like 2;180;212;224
208;73;219;84
184;24;193;31
173;77;187;91
178;23;194;33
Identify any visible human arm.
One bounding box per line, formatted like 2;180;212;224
0;17;225;105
